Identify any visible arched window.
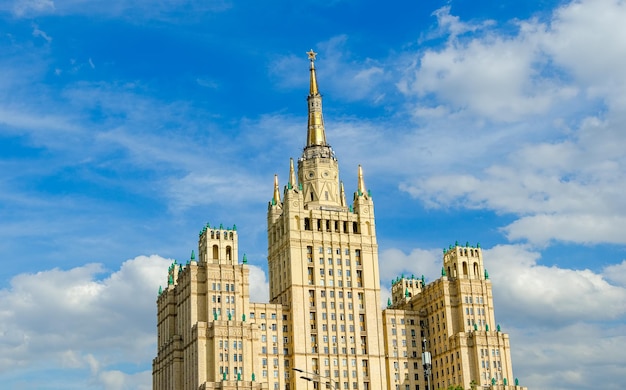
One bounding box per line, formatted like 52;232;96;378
212;245;219;260
473;262;479;278
462;262;468;276
295;216;301;230
226;246;232;261
453;264;457;278
366;221;371;235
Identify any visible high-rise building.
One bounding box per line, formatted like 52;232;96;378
152;51;527;390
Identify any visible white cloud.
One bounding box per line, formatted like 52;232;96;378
428;5;496;40
603;260;626;287
379;247;441;286
0;255;272;387
485;245;626;325
397;0;626;246
401;6;577;123
248;264;270;303
0;255;170;378
544;0;626;107
508;323;626;390
98;369;151;390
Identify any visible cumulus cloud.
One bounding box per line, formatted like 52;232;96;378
0;255;272;387
485;245;626;325
400;6;576;123
0;255;169;384
398;0;626;247
248;264;270;303
603;260;626;287
379;247;441;285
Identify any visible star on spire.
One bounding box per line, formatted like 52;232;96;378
306;49;317;61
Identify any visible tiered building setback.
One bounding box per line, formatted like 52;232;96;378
153;51;527;390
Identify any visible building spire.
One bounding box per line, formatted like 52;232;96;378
357;165;366;196
306;49;327;147
340;181;346;207
272;174;281;205
289;158;297;189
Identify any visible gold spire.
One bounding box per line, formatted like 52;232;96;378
357;165;367;196
289;158;297;189
306;49;327;147
307;49;319;96
273;174;281;205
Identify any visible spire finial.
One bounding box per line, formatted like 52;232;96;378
357;165;366;196
289;158;297;189
273;174;281;205
306;50;326;146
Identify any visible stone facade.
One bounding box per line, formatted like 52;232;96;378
152;52;527;390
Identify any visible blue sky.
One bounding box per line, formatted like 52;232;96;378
1;0;626;389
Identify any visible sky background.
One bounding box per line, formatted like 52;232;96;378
1;0;625;389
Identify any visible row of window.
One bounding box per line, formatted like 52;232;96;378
211;282;235;291
218;353;243;362
465;307;486;315
480;348;500;357
248;312;285;320
218;340;243;349
464;296;485;304
315;257;357;267
212;295;235;303
303;218;361;234
311;247;361;256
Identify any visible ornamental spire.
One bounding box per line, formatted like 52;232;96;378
357;165;367;196
272;174;281;205
340;181;346;207
306;49;327;147
289;158;297;189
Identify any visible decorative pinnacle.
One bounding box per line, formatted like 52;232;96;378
340;181;346;207
357;165;367;196
289;158;297;189
273;174;281;205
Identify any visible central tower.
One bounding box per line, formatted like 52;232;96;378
299;49;341;208
267;51;387;390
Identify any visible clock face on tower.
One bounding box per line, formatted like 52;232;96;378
307;171;315;179
323;171;329;178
